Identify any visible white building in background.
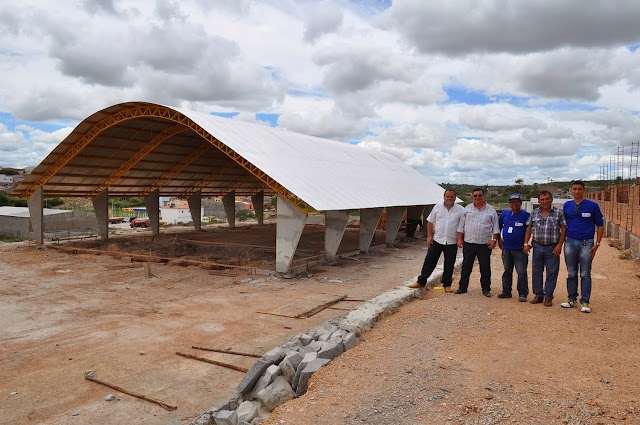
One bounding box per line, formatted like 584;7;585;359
0;175;14;183
159;199;204;225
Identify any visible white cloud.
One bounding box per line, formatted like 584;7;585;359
0;0;638;185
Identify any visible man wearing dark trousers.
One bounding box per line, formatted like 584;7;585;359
408;189;464;291
455;188;500;297
497;193;530;302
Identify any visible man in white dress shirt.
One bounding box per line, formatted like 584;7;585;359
408;189;464;292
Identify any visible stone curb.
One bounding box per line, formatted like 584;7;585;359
191;255;463;425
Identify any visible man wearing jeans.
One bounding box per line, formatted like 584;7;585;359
408;189;464;292
561;180;604;313
497;194;530;302
523;190;567;306
455;188;500;297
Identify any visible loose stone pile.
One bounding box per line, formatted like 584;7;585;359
191;257;462;425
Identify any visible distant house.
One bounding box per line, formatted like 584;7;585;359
160;199;204;224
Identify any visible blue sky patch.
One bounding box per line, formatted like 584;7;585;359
211;112;239;119
256;113;278;127
0;112;71;132
537;102;602;112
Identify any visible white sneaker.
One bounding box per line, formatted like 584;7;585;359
560;300;576;308
580;303;591;313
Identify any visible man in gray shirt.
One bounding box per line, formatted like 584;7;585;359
455;188;500;296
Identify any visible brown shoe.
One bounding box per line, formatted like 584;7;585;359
543;297;553;307
408;282;423;289
444;286;453;293
530;296;544;304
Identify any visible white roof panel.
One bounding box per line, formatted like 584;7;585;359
175;107;446;211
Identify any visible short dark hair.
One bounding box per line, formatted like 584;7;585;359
472;188;484;195
571;180;585;188
443;188;456;196
538;190;553;199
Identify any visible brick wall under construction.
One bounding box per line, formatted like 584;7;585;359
589;183;640;258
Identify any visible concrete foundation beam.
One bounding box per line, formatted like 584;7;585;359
27;187;44;245
252;191;265;225
359;208;383;253
222;191;236;229
144;189;160;236
324;210;351;262
188;191;202;232
385;206;406;245
275;196;308;273
92;189;109;240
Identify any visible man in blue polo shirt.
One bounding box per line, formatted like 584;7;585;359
497;194;530;302
561;180;604;313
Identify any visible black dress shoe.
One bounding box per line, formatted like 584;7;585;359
454;288;467;294
497;292;512;298
482;290;492;297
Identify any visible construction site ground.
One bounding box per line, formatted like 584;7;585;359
0;222;425;425
2;222;639;425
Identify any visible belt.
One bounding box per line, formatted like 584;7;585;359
533;241;557;246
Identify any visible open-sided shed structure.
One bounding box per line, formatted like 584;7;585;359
12;101;446;272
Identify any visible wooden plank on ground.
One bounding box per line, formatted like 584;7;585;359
256;293;347;319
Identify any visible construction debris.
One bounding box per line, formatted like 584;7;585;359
84;372;177;411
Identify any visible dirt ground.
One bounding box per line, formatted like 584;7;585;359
2;223;639;425
0;223;426;425
262;241;640;425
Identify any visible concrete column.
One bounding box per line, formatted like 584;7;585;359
324;210;351;262
188;191;202;231
385;206;406;245
422;204;434;237
406;205;426;238
222;191;236;229
359;208;383;253
276;195;308;273
144;189;160;236
251;191;265;225
92;189;109;240
27;187;44;245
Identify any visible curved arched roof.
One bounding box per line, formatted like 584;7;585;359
12;101;445;212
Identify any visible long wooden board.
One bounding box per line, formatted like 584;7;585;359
257;293;347;319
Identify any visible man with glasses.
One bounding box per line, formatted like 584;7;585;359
408;189;464;292
455;188;500;297
523;190;567;306
497;193;530;302
561;180;604;313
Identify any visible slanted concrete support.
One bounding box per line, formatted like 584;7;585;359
422;204;434;237
222;191;236;229
144;189;160;236
92;189;109;240
276;195;308;273
406;205;426;238
188;191;202;232
27;187;44;245
251;191;265;225
359;208;383;253
324;210;351;262
385;206;406;245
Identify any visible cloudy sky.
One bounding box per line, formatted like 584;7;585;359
1;0;639;185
